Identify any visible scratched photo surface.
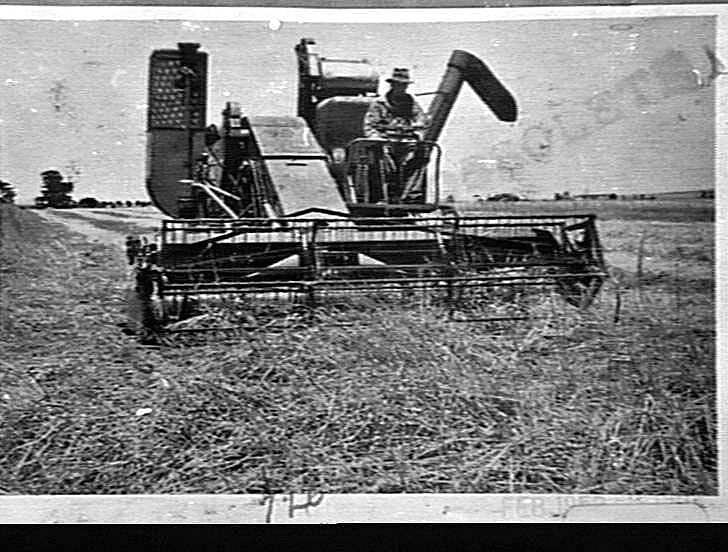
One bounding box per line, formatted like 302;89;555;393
0;17;716;201
0;17;716;495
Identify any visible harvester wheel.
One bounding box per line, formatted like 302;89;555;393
124;285;167;343
123;286;146;336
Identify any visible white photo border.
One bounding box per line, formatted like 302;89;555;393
0;3;724;523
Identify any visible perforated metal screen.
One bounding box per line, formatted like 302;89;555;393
148;48;207;130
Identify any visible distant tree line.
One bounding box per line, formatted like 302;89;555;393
0;179;16;204
77;198;153;208
29;169;152;209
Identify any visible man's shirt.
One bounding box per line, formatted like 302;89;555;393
363;92;428;140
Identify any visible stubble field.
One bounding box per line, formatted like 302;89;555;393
0;200;716;494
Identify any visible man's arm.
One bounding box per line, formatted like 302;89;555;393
411;100;429;140
363;101;387;139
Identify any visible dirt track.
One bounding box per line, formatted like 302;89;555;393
33;208;162;246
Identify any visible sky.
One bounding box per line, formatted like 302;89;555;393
0;15;716;202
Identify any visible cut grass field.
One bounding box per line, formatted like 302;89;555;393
0;201;716;494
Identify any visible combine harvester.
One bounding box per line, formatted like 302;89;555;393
127;40;606;340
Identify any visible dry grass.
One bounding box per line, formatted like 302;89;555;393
0;203;716;494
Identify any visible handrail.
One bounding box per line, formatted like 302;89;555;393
344;138;441;206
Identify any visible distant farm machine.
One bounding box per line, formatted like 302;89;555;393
127;40;606;338
34;170;75;209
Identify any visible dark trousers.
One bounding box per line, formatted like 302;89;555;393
383;142;429;203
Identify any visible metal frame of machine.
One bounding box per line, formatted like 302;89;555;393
128;40;607;340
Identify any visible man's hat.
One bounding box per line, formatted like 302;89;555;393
386;67;413;84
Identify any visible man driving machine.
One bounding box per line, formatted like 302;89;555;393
363;67;431;203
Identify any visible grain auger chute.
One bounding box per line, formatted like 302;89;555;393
127;40;607;340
